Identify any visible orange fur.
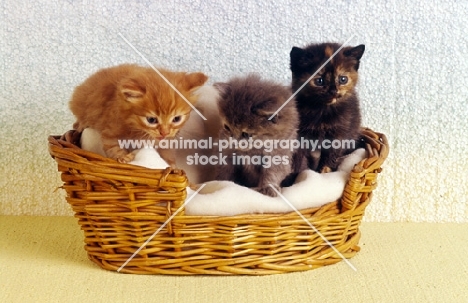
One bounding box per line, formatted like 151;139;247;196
69;64;208;164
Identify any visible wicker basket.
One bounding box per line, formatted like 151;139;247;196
48;127;388;275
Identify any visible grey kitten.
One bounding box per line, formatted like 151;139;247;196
214;74;299;197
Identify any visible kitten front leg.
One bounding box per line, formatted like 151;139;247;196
104;146;137;163
215;154;235;181
317;148;342;172
307;149;321;171
255;184;280;197
101;136;136;163
255;163;291;197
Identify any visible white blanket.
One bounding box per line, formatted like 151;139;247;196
184;148;365;216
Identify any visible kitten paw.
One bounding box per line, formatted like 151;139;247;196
255;186;280;197
172;168;183;175
189;183;200;191
117;152;136;163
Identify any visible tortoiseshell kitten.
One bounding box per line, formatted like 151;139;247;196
214;74;299;197
290;43;365;172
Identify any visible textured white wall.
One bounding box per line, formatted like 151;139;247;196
0;0;467;221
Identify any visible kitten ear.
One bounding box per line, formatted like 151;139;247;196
343;44;365;60
290;46;306;60
290;46;308;72
213;82;231;96
183;72;208;91
119;79;146;103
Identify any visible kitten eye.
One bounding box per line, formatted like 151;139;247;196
339;76;348;85
172;116;182;123
241;132;250;139
223;124;231;132
314;77;324;86
146;117;158;124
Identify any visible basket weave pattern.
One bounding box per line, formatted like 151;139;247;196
48;128;388;275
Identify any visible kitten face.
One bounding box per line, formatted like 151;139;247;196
290;43;365;106
118;69;208;140
215;74;298;145
69;64;208;163
118;77;193;140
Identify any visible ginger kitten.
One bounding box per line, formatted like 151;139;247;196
69;64;208;164
290;43;364;171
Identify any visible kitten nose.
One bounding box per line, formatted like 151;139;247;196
160;129;169;137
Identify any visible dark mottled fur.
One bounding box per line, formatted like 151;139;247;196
290;43;365;171
214;74;299;197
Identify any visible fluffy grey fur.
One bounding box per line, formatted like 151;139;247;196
214;74;299;197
